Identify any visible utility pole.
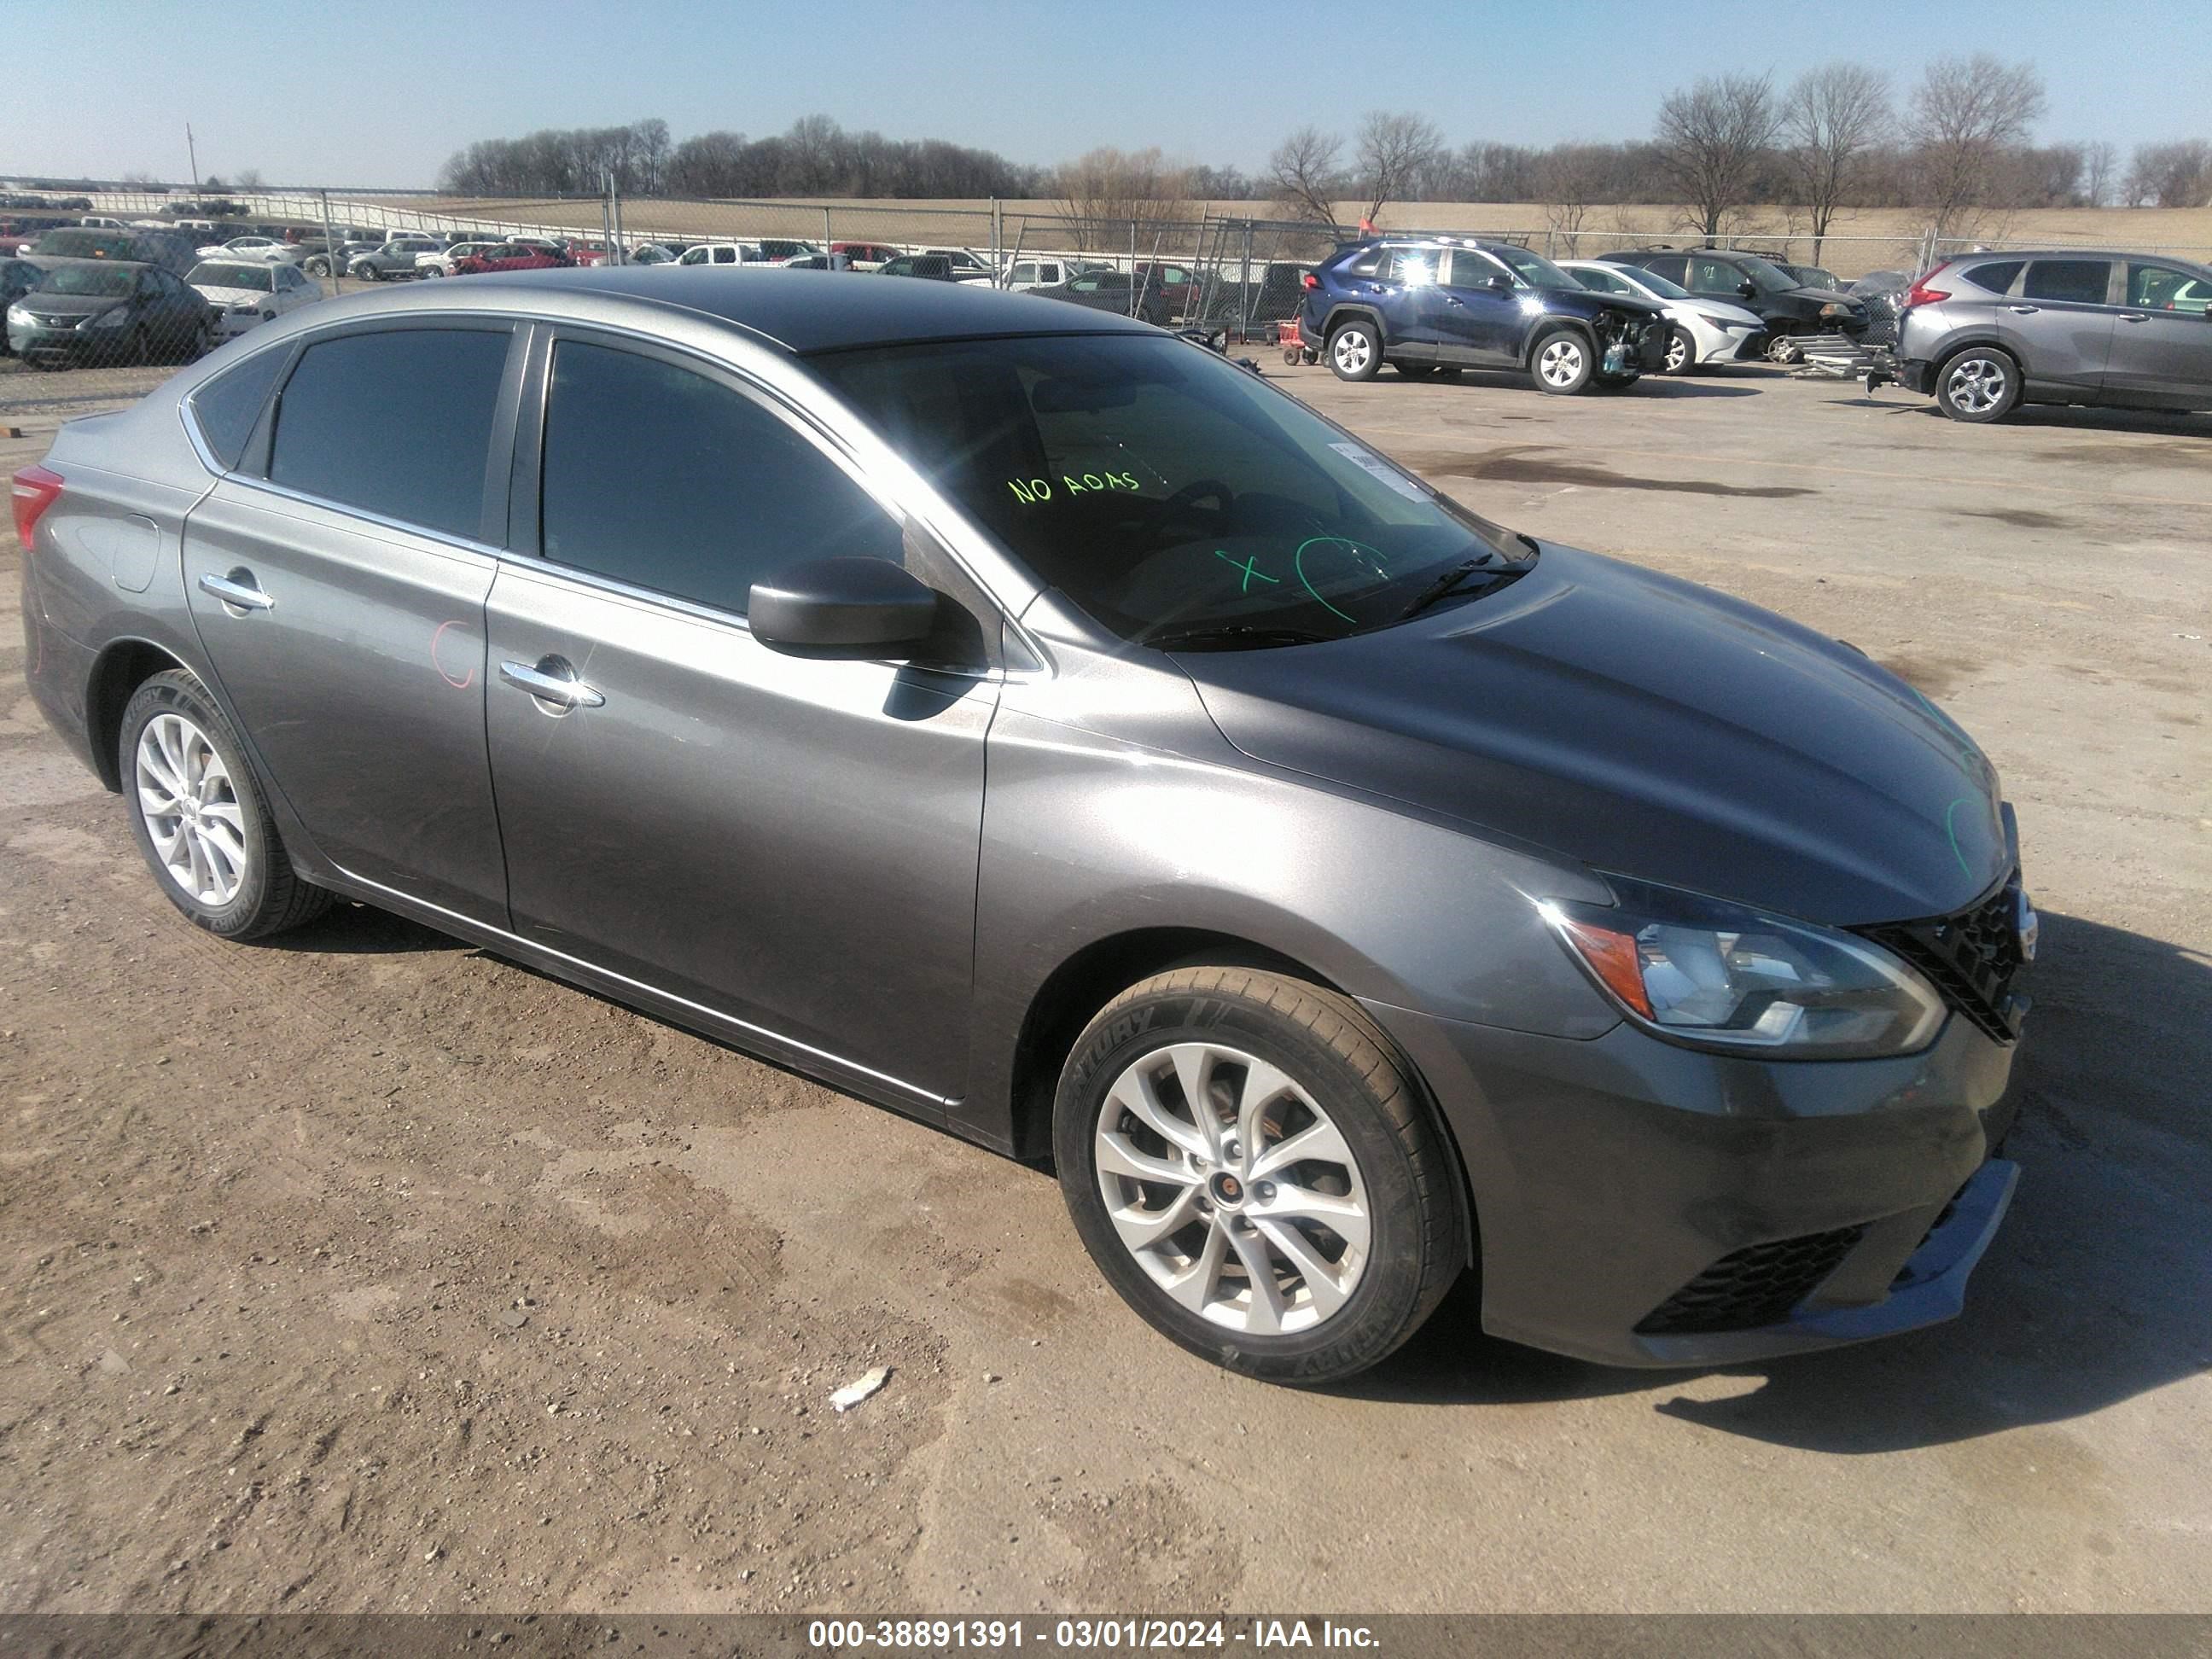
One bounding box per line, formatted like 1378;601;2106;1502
186;124;199;189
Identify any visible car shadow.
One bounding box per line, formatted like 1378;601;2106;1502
1836;395;2212;438
1336;908;2212;1452
1627;379;1765;399
259;899;465;955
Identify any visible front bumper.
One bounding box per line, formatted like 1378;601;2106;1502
1363;1002;2023;1369
6;321;118;362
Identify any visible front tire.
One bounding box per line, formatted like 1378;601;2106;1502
1529;328;1593;394
1327;318;1382;381
1935;346;2021;423
1662;325;1696;374
119;670;332;940
1054;967;1462;1384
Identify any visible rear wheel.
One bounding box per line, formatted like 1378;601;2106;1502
119;670;332;940
1935;346;2021;423
1327;318;1382;381
1766;332;1802;364
1054;967;1462;1384
1530;329;1593;394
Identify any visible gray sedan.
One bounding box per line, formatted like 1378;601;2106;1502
17;269;2033;1382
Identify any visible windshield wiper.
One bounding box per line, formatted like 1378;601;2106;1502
1396;556;1499;621
1141;624;1336;651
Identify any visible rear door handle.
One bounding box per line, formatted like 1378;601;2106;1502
2006;305;2040;315
197;570;273;611
499;657;605;708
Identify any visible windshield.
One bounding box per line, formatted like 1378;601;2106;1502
812;334;1530;648
1737;255;1796;293
1621;265;1691;300
32;230;126;259
1487;244;1578;289
38;264;136;297
190;262;271;290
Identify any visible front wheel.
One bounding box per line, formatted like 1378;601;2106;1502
119;670;333;940
1529;329;1593;394
1935;346;2021;423
1327;318;1382;381
1662;325;1696;374
1054;967;1463;1384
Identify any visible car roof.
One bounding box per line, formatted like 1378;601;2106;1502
334;265;1160;353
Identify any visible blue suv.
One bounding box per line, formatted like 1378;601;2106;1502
1301;236;1669;393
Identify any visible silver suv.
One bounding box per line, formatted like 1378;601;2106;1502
1897;248;2212;422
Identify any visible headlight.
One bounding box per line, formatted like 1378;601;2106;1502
1539;877;1945;1058
85;307;129;329
4;303;26;324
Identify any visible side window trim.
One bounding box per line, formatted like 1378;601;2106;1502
508;323;1006;670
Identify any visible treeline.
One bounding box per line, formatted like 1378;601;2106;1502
439;116;1050;200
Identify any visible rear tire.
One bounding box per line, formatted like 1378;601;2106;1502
1934;346;2021;423
119;670;333;940
1529;328;1594;394
1054;966;1462;1384
1327;318;1382;381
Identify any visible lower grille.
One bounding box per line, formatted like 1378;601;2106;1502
1634;1225;1866;1335
1860;875;2025;1043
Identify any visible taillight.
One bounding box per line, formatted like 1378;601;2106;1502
11;463;62;553
1903;262;1955;309
1301;272;1318;289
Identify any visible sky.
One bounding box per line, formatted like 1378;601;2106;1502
17;0;2210;189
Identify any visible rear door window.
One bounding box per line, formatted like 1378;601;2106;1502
2021;259;2113;306
189;346;289;469
536;340;902;616
267;327;513;540
2128;262;2210;315
1639;254;1689;285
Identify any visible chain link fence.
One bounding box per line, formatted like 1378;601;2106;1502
9;181;2212;420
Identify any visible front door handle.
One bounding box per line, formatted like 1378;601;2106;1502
499;657;605;709
2118;311;2151;322
198;570;274;611
2006;305;2040;315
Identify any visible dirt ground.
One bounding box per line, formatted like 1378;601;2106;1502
0;359;2208;1617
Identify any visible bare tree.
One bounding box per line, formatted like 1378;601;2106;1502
2125;140;2212;208
1267;126;1344;227
1653;73;1780;240
1781;62;1889;259
1058;147;1190;249
1535;144;1613;255
2081;141;2120;207
1354;111;1444;224
1905;55;2046;238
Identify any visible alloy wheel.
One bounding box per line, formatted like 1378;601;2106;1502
1946;356;2007;415
1332;329;1372;375
135;712;248;907
1538;337;1586;387
1665;331;1690;373
1092;1041;1371;1335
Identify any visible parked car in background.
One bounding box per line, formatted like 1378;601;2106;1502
1303;236;1668;393
449;241;573;276
916;247;996;282
348;237;445;280
1778;263;1843;291
1895;249;2212;422
80;215;128;230
5;259;212;364
294;236;381;277
1133;260;1196;317
756;239;822;263
187;259;322;338
877;253;957;282
1003;256;1090;292
416;240;511;277
1027;267;1170;324
779;253;854;271
830;240;898;271
17;270;2032;1386
23;227;196;276
1558;259;1767;372
194;235;294;263
0;256;44;352
673;242;760;266
1601;247;1867;360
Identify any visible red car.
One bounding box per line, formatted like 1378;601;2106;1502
830;241;899;270
451;241;574;276
1133;260;1196;318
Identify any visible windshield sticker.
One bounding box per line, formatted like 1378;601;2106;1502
1212;550;1281;592
1006;469;1142;504
1328;441;1429;503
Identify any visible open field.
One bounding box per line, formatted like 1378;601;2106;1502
1;364;2208;1615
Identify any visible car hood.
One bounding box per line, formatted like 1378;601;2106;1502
16;291;124;318
1784;284;1862;309
193;284;270;305
1177;543;2009;927
1545;286;1667;318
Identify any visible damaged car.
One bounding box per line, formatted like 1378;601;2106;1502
1301;236;1670;393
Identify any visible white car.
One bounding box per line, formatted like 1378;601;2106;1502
671;242;762;267
416;240;509;277
1558;259;1767;372
194;235;295;264
187;258;322;339
1003;256;1095;292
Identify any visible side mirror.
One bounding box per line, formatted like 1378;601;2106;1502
1484;273;1513;293
749;557;941;660
1738;280;1757;299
